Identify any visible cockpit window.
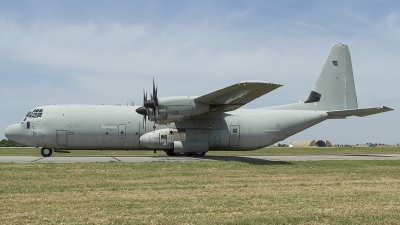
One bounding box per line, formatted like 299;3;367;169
25;109;44;119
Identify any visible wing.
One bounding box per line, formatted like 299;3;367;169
195;80;282;112
327;106;393;119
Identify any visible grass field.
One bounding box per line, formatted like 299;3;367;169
1;159;400;224
1;146;400;156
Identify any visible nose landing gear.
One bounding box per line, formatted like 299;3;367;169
41;148;53;157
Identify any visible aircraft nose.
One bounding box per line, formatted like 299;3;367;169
5;123;23;143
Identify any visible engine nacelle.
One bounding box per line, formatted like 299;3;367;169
154;97;209;124
139;128;209;153
139;128;174;150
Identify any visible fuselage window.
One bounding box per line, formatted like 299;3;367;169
27;122;30;129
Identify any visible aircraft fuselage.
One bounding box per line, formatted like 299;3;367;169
8;104;328;151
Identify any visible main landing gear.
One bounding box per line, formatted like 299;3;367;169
165;150;176;156
41;148;53;157
192;152;206;157
164;150;207;157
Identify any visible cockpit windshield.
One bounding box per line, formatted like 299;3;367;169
25;109;43;119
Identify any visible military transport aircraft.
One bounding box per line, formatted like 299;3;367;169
5;43;393;157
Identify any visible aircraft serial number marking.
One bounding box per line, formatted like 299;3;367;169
67;123;80;129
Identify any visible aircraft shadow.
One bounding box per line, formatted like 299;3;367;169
199;156;293;165
343;154;393;157
53;155;293;166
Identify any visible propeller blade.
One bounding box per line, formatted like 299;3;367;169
153;78;158;104
140;90;148;129
143;90;147;103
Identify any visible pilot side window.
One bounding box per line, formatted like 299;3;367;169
38;109;43;117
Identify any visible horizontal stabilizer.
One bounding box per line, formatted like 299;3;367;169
327;106;393;119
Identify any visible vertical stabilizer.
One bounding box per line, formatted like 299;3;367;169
305;43;358;110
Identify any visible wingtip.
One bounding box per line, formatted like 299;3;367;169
382;106;394;111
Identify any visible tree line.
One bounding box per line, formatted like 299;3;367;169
0;139;22;147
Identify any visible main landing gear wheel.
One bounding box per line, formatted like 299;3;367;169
165;150;175;156
192;152;206;157
41;148;53;157
175;152;190;157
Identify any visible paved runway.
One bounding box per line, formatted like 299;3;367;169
1;154;400;163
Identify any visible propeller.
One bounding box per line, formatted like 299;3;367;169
135;90;148;128
135;79;159;129
144;79;159;116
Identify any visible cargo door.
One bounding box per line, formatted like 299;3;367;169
228;125;240;146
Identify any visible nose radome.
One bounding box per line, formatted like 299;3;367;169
5;123;23;144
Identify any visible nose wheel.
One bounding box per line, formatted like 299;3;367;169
41;148;53;157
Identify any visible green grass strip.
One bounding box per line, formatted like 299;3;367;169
1;160;399;224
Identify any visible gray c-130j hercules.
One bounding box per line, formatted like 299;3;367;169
5;43;393;157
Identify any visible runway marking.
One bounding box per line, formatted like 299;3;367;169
31;157;44;163
111;156;121;162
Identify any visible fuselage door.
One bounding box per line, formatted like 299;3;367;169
118;124;126;139
56;130;68;147
229;125;240;146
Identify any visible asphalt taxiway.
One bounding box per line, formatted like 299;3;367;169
1;154;400;163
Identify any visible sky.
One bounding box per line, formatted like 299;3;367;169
1;0;399;145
